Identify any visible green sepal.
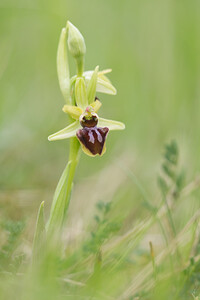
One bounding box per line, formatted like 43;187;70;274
84;69;117;95
32;201;46;263
48;121;81;141
97;77;117;95
57;28;70;104
98;117;125;130
75;77;88;109
87;66;99;104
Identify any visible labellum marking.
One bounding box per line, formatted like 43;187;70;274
88;130;95;143
96;130;103;143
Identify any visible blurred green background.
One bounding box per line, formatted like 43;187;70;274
0;1;200;299
0;0;200;203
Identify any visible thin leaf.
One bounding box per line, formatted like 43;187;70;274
32;201;46;263
46;162;71;233
46;138;80;233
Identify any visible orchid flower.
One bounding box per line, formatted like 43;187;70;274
48;67;125;156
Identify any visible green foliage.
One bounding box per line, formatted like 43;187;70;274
158;140;185;198
0;219;25;272
83;201;121;254
0;141;200;299
32;201;46;264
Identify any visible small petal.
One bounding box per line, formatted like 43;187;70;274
98;117;125;131
62;105;83;119
90;99;102;113
48;121;81;141
98;69;112;75
87;65;99;104
76;127;109;156
75;77;88;109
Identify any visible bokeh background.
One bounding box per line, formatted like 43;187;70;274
0;0;200;255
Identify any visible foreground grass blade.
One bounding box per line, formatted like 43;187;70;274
32;201;46;263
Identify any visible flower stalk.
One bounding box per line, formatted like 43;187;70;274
32;21;125;258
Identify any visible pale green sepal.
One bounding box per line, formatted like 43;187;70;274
62;105;83;119
32;201;46;263
75;77;88;109
84;70;117;95
57;28;71;104
46;162;71;233
67;21;86;59
48;121;81;141
98;117;125;130
87;65;99;104
98;73;112;83
97;77;117;95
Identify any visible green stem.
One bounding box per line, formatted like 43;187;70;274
76;56;84;77
63;137;80;217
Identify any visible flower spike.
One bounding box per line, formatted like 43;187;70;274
48;21;125;157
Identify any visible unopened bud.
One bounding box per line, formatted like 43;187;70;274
67;21;86;59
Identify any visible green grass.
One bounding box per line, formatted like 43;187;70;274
0;0;200;299
0;141;199;299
